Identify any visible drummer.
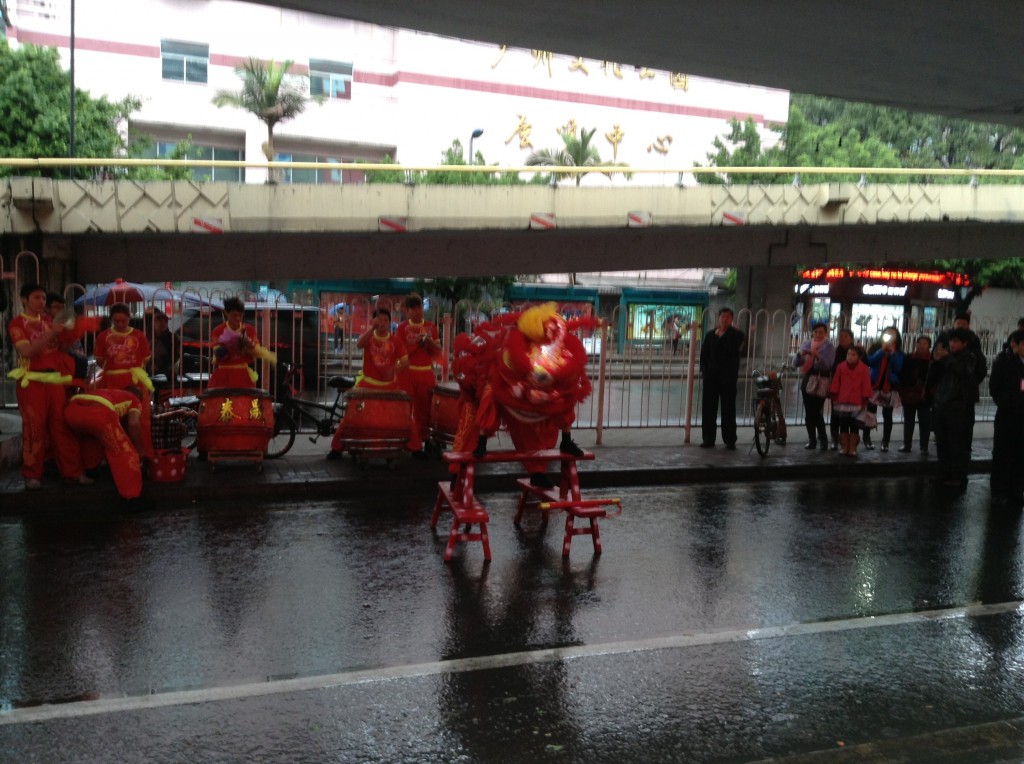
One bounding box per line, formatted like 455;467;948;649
327;307;421;459
94;302;155;460
396;294;440;460
210;297;260;388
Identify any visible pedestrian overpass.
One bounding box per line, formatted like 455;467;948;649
4;174;1024;284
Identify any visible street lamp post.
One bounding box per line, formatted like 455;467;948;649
468;128;484;165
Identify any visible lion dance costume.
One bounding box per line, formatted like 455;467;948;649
451;302;597;473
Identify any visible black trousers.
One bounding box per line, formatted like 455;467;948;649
902;401;932;448
702;379;738;446
802;391;827;444
991;409;1024;499
933;404;974;482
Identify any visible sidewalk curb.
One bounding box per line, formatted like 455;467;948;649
0;451;993;515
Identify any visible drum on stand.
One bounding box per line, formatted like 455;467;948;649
428;383;461;447
337;388;412;467
196;387;275;470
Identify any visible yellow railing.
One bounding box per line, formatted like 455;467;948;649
2;157;1024;179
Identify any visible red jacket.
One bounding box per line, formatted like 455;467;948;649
830;359;872;406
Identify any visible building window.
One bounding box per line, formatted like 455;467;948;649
275;152;344;184
144;141;243;182
309;58;353;100
161;39;209;84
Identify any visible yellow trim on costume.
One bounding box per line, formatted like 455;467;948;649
252;346;278;365
7;368;72;388
356;374;394;387
408;364;435;371
71;393;140;417
104;366;155;392
71;394;117;412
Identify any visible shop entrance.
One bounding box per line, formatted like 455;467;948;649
851;303;906;346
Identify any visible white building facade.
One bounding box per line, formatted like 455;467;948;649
7;0;790;186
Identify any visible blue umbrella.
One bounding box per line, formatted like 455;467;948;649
75;280;210;308
328;302;348;316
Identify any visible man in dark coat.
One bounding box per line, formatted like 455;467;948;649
989;329;1024;506
699;307;745;449
929;328;980;491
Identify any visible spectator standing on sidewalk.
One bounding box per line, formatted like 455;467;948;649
865;327;905;452
828;328;855;450
793;320;835;450
700;307;745;450
829;345;873;456
929;328;980;491
897;335;933;454
988;329;1024;506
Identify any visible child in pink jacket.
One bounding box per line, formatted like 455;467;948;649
829;345;873;455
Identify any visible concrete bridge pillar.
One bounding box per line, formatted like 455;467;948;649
735;264;795;318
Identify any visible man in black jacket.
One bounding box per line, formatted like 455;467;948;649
699;307;745;449
989;330;1024;506
930;328;980;491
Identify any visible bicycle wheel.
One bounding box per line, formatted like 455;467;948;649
181;416;198;451
753;401;771;457
265;406;297;459
772;398;787;446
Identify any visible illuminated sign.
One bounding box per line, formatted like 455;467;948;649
937;288;956;300
862;284;908;297
800;267;969;287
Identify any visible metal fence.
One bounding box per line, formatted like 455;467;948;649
1;284;1009;441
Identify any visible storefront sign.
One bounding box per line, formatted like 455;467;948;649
862;284;908;297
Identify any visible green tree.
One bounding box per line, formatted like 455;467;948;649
525;126;631;186
928;258;1024;312
0;41;145;178
695;116;784;184
793;94;1024;179
414;276;518;314
212;58;319;182
363;139;536;186
695;107;902;184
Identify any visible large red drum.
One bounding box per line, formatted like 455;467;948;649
338;388;412;446
196;387;275;457
428;383;461;445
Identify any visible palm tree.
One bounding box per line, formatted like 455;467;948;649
212;58;319;182
525;126;631;186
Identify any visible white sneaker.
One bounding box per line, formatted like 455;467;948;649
24;479;42;490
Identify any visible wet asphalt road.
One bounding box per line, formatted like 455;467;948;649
2;476;1023;762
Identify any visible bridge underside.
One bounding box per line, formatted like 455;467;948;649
6;180;1024;281
66;222;1024;283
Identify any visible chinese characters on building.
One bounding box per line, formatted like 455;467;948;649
493;46;687;157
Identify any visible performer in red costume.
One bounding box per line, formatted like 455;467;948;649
327;307;421;457
452;302;596;486
210;297;262;389
396;294;440;459
6;283;90;490
64;388;145;502
94;302;154;459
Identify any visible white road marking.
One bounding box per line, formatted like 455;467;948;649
2;600;1020;725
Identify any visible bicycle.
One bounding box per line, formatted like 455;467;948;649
751;367;788;457
265;362;355;458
